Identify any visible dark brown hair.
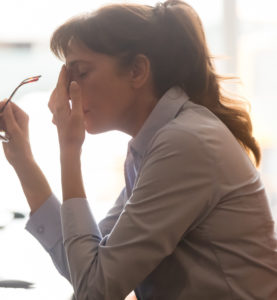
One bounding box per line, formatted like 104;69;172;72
51;0;261;166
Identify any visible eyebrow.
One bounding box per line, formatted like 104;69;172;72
66;60;90;69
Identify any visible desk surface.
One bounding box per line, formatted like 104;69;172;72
0;217;73;300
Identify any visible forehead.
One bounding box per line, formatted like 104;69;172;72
66;39;96;67
65;39;122;73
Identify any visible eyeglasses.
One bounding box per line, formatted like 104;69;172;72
0;75;41;143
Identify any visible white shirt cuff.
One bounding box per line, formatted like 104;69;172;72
25;194;62;251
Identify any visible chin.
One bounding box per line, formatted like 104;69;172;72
86;128;103;135
85;123;111;135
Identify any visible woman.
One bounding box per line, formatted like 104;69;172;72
0;1;276;299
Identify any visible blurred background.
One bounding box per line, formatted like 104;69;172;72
0;0;276;299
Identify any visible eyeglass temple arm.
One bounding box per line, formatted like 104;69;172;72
0;76;41;114
0;82;25;113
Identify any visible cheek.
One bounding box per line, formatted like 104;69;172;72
81;84;117;111
80;80;107;107
79;75;133;126
78;84;97;111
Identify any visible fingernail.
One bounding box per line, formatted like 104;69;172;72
70;81;79;90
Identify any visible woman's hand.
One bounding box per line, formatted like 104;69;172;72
0;100;52;213
49;65;86;201
49;65;85;155
0;100;33;167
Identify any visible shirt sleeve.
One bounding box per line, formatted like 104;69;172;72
98;188;127;237
61;128;218;300
25;189;127;283
25;194;71;281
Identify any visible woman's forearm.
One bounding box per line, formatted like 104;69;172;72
13;158;52;213
60;149;86;201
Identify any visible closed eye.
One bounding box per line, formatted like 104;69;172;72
78;72;87;78
71;70;88;80
68;64;91;80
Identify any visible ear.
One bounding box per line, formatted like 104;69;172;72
129;54;151;89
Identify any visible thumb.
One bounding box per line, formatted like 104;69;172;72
69;81;83;115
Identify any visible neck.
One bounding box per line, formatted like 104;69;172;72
120;88;159;137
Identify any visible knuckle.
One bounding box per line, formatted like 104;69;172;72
52;115;58;125
54;103;63;113
48;100;53;111
56;106;64;115
49;89;57;109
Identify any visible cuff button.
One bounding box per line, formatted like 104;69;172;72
37;225;45;234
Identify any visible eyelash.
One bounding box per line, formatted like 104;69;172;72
78;72;88;78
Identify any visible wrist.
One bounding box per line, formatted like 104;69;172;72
12;158;52;213
60;147;85;201
12;154;36;173
60;146;82;160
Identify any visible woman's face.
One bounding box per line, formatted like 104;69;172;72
65;40;136;134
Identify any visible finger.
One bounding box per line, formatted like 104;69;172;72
56;65;69;98
54;99;70;117
0;100;7;112
8;101;28;118
48;87;69;115
69;81;83;116
2;102;20;135
0;118;4;130
52;115;57;125
48;88;56;113
0;117;5;132
10;102;29;131
0;100;7;130
52;66;70;115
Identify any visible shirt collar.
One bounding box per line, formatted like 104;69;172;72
129;86;189;158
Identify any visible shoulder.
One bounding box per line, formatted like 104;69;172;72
146;102;226;161
147;101;258;186
143;100;256;179
144;121;217;174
